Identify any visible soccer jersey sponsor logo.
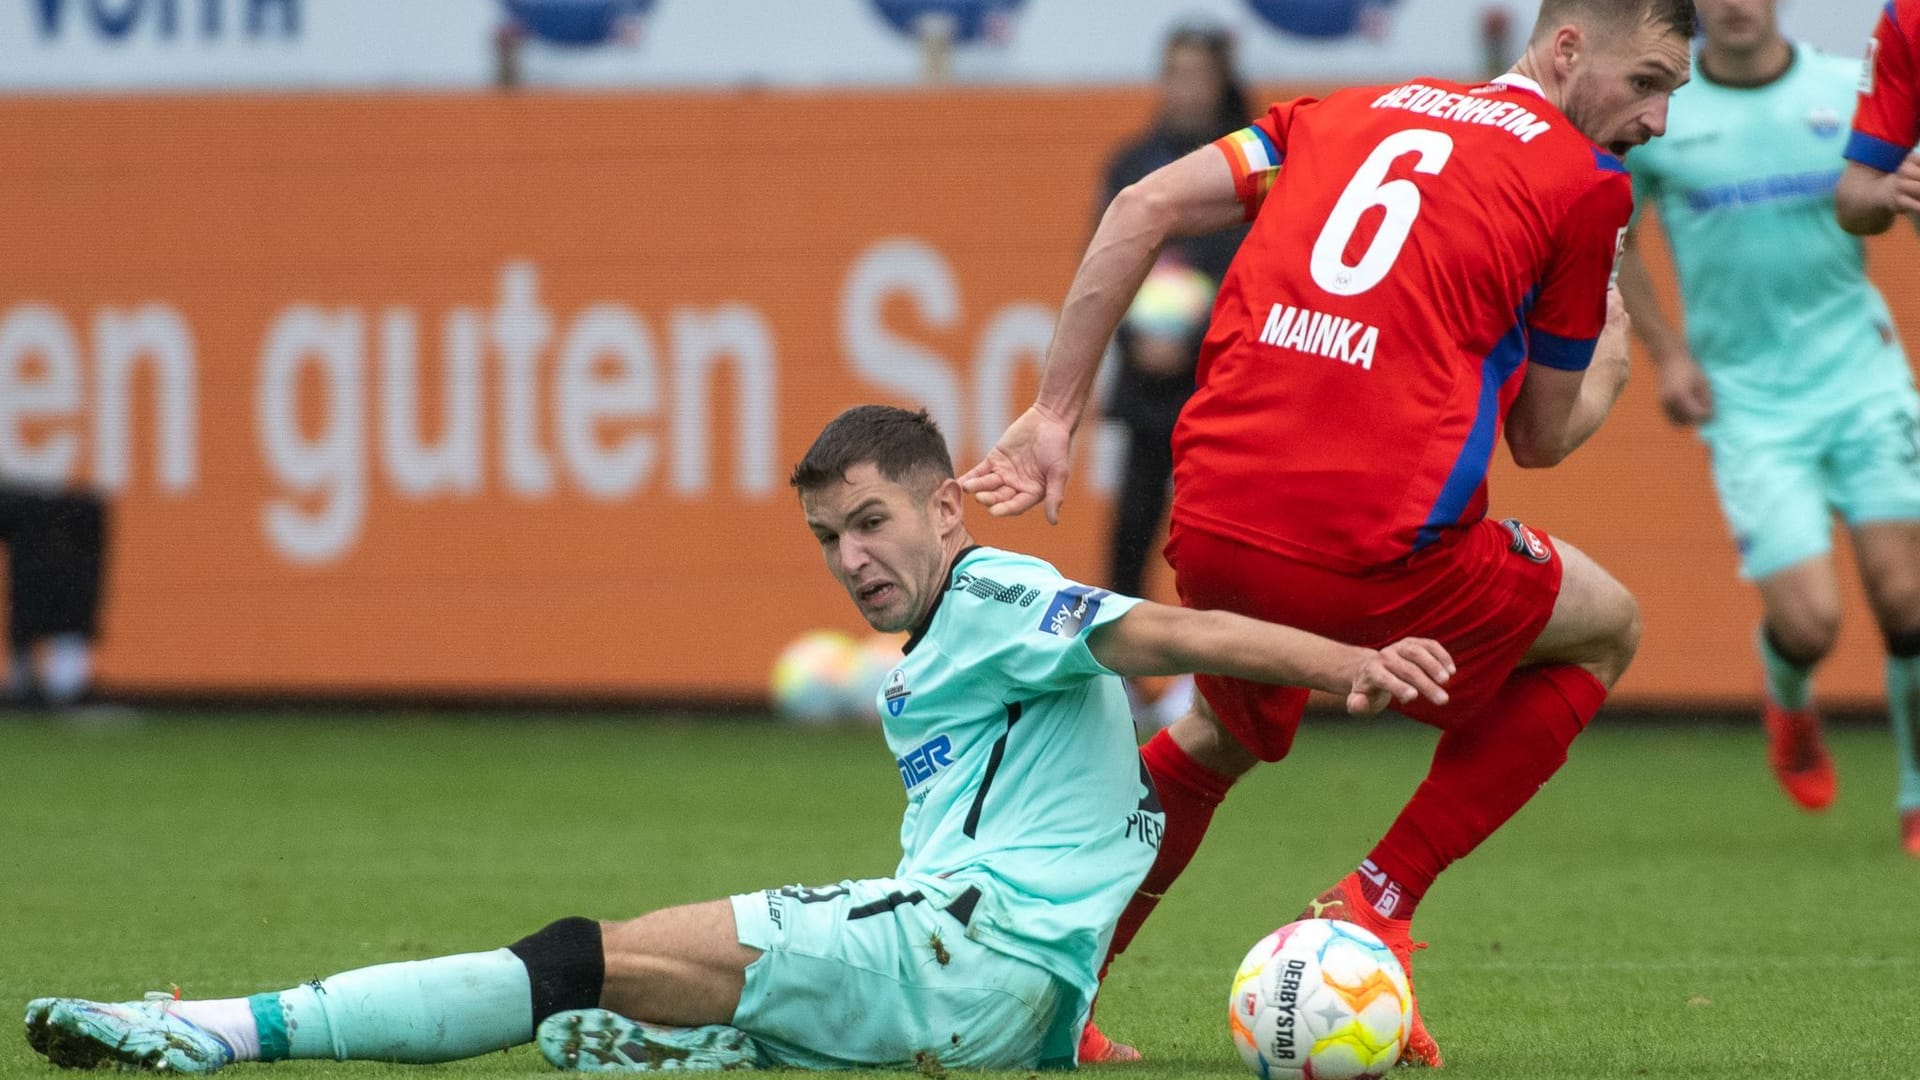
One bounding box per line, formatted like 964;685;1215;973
1257;302;1380;370
1501;518;1552;564
1809;108;1843;139
1038;585;1107;637
897;733;953;790
1681;169;1843;213
1370;83;1552;142
884;668;911;717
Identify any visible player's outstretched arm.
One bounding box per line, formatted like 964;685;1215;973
959;147;1245;522
1506;288;1632;467
1836;157;1920;236
1087;601;1453;716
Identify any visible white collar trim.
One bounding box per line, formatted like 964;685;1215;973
1489;73;1546;98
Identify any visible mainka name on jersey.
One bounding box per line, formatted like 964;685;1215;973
1258;302;1380;370
1371;83;1553;143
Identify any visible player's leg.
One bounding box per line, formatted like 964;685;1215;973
1309;525;1630;1068
31;909;757;1073
1704;415;1840;808
548;878;1064;1072
1828;388;1920;850
1852;522;1920;853
1751;557;1843;809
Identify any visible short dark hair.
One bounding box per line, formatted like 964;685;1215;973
1530;0;1695;43
789;405;955;495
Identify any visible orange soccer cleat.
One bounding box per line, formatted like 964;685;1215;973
1902;808;1920;858
1077;1021;1141;1064
1763;701;1836;811
1300;873;1442;1068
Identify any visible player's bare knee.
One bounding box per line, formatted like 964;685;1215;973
1590;586;1642;687
1864;573;1920;643
1169;699;1258;778
1768;608;1840;665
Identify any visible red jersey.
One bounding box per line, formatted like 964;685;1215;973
1172;75;1631;573
1848;0;1920;173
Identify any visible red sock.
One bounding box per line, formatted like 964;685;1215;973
1100;728;1235;979
1365;664;1607;914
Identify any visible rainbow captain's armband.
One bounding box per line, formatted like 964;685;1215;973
1213;125;1284;218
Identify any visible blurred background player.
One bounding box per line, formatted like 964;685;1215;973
963;0;1695;1064
1836;0;1920;236
0;479;107;709
1617;0;1920;852
25;406;1452;1075
1101;23;1252;728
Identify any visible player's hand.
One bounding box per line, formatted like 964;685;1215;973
1345;638;1454;716
1655;350;1714;427
958;404;1075;524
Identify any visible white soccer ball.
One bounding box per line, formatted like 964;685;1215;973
1228;919;1411;1080
769;630;860;724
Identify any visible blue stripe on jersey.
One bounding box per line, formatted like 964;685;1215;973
1527;326;1598;371
1846;129;1912;172
1412;285;1541;552
1592;147;1628;174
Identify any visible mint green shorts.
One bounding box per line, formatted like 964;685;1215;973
728;876;1067;1071
1704;389;1920;580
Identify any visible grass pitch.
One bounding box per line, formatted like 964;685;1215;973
2;712;1916;1078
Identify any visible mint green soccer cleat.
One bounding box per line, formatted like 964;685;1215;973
40;995;234;1073
539;1009;762;1072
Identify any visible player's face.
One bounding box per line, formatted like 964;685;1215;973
801;462;957;634
1559;18;1692;157
1695;0;1779;54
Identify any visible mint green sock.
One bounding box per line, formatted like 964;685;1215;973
1759;627;1813;710
1886;656;1920;812
247;948;532;1062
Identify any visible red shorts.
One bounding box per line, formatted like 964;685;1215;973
1166;517;1564;762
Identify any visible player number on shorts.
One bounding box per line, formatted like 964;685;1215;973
1309;129;1455;297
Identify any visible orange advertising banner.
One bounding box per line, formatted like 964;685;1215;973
2;89;1917;705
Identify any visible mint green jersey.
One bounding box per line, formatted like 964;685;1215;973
879;546;1161;1014
1628;47;1911;420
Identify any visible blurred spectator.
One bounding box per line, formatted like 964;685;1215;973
1;482;107;708
1099;22;1252;725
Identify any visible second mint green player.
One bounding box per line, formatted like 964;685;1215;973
1618;0;1920;851
24;405;1454;1074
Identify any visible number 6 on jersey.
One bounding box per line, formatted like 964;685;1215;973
1309;129;1455;297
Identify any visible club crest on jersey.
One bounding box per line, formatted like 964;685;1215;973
1500;518;1552;564
1039;585;1107;637
884;669;911;717
1808;107;1842;139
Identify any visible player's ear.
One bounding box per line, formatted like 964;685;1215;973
1553;23;1583;77
931;476;965;532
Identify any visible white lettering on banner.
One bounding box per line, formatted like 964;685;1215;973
259;306;365;566
671;306;777;496
0;304;82;483
94;306;197;492
557;303;659;500
0;242;1078;566
380;307;482;497
837;237;1067;469
841;239;966;456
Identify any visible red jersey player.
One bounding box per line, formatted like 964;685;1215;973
1837;0;1920;235
962;0;1694;1067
